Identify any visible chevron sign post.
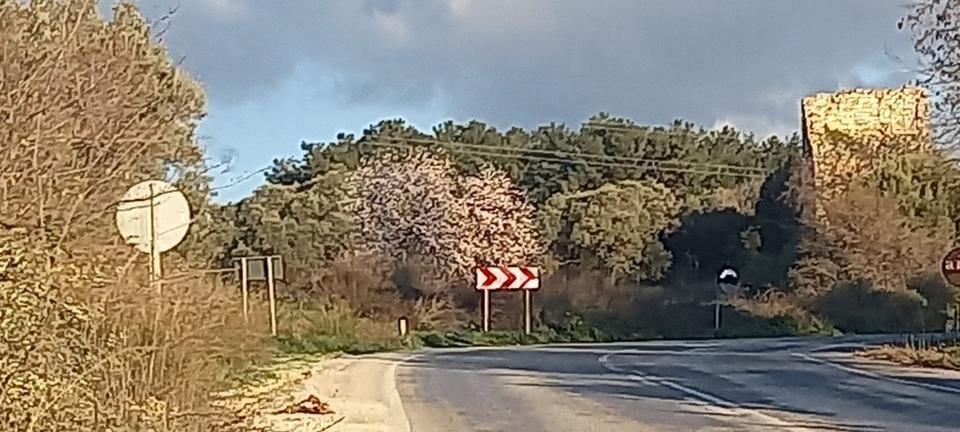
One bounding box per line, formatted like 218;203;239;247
475;266;540;333
475;266;540;290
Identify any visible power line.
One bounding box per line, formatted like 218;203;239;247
370;136;772;174
363;141;768;179
168;131;778;205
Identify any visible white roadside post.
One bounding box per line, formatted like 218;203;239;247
398;316;409;337
524;289;532;335
239;258;249;323
266;256;277;336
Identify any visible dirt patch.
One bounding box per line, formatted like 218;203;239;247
215;353;410;431
857;344;960;371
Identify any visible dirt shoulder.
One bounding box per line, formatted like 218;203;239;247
856;344;960;372
219;352;412;432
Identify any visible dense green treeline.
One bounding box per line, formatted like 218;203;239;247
226;113;960;340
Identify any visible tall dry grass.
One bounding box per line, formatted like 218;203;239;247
0;230;270;431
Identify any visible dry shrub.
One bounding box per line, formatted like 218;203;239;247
409;294;459;331
304;254;399;318
278;253;460;333
858;340;960;371
276;296;394;341
789;183;952;297
813;279;926;333
538;266;639;325
0;231;98;431
0;230;267;431
729;289;823;331
0;0;210;254
0;2;268;430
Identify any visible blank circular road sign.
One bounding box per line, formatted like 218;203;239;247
115;180;191;254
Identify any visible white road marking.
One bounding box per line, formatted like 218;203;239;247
791;352;960;396
599;352;818;432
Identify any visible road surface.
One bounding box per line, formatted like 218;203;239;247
395;336;960;431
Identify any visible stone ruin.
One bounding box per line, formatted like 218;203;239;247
800;86;932;212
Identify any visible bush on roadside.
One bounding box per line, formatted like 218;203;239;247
858;337;960;370
813;279;927;334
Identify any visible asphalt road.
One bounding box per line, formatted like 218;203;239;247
396;335;960;432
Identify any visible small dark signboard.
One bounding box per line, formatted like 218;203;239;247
246;256;284;281
942;248;960;288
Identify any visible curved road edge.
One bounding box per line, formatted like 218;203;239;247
386;353;420;432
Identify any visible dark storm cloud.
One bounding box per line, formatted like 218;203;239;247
113;0;918;136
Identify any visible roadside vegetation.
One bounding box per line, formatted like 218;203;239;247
858;336;960;371
3;0;960;431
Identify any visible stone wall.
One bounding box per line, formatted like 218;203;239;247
800;86;931;208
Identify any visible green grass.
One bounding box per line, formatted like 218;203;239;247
414;326;614;348
274;333;419;355
270;309;838;357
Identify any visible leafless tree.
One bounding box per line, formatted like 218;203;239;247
901;0;960;150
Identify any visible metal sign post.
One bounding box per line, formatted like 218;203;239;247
115;180;191;383
941;249;960;334
714;290;721;331
239;258;249;324
266;256;277;336
147;182;162;293
946;303;958;333
523;289;533;335
233;255;284;335
482;290;491;332
942;247;960;288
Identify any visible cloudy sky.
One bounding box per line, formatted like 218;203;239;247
103;0;920;202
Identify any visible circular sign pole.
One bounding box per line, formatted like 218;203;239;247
941;247;960;288
148;182;162;292
715;266;740;333
116;180;191;381
148;183;163;382
941;248;960;333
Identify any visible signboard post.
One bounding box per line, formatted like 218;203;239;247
483;290;491;332
946;303;959;333
115;180;191;293
115;180;191;382
715;266;740;332
266;255;278;336
524;289;532;335
475;266;540;334
942;247;960;288
239;258;249;323
941;248;960;333
232;255;284;335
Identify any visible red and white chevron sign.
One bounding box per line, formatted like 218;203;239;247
475;266;540;290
